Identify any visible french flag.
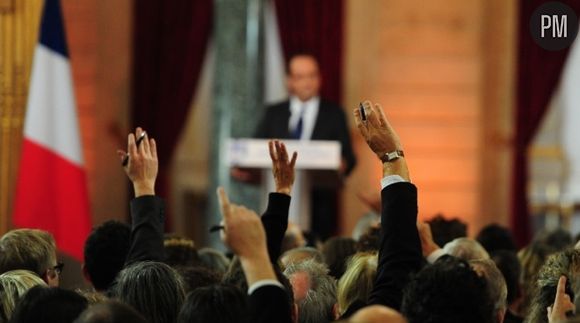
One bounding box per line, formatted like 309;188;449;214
13;0;91;261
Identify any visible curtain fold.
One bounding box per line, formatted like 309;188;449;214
274;0;344;103
513;0;580;246
131;0;212;227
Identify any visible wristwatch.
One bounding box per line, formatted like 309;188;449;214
380;150;405;163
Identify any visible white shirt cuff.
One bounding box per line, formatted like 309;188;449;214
248;279;285;295
426;248;447;264
380;175;407;189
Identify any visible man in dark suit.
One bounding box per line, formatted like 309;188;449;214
255;54;356;240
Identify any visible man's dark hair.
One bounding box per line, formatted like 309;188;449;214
111;261;185;323
73;300;148;323
534;228;573;251
175;265;221;294
285;52;319;75
177;284;249;323
83;220;131;291
322;237;357;279
356;227;381;252
9;286;88;323
490;250;521;305
476;224;517;253
427;215;467;247
402;256;494;323
163;234;199;267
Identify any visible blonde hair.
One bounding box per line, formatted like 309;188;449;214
0;270;46;322
0;229;57;276
337;252;377;315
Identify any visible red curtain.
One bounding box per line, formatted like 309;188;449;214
274;0;344;103
513;0;580;246
131;0;212;226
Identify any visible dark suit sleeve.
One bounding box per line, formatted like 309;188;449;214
249;285;293;323
255;108;272;139
336;107;357;175
125;195;165;265
368;182;422;311
261;193;291;263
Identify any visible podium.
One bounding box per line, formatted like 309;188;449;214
227;139;343;231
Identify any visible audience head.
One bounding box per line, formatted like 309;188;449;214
518;240;557;316
476;224;517;253
534;228;573;251
284;259;337;323
443;238;490;261
528;249;580;323
0;270;46;322
427;215;467;247
286;53;321;102
469;259;508;322
349;305;407;323
337;252;377;316
163;234;199;267
281;222;307;254
112;261;185;323
177;284;249;323
73;300;148;323
83;221;131;291
198;248;230;275
351;213;380;242
356;227;381;253
490;250;522;306
280;247;324;269
402;256;494;323
322;237;357;279
0;229;59;287
174;265;221;293
9;286;88;323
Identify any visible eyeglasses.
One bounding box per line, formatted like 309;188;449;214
51;262;64;275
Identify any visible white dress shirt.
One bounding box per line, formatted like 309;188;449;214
288;96;320;140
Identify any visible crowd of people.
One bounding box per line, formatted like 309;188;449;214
1;100;579;323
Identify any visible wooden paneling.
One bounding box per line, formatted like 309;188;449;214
0;0;43;234
342;0;516;236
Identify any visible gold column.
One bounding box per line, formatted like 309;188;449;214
0;0;43;234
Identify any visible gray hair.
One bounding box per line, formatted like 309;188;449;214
280;247;324;269
444;238;490;261
112;261;185;323
284;259;337;323
470;259;508;315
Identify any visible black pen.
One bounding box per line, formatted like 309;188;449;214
359;102;367;121
122;132;146;166
209;225;225;233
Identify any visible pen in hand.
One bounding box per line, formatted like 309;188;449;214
122;131;146;166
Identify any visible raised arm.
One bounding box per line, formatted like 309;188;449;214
261;140;297;263
354;101;422;310
217;188;292;323
117;127;164;264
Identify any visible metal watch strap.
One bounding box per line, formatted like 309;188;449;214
380;150;405;163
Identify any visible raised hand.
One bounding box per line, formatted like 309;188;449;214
354;101;402;160
354;100;409;180
547;275;575;322
216;187;276;286
117;127;158;197
217;187;268;260
269;140;297;195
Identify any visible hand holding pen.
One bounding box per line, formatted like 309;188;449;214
117;127;158;197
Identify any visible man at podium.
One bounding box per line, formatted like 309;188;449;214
254;54;356;240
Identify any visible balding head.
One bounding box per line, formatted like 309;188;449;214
349;305;407;323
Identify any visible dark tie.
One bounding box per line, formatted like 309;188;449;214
291;107;304;139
